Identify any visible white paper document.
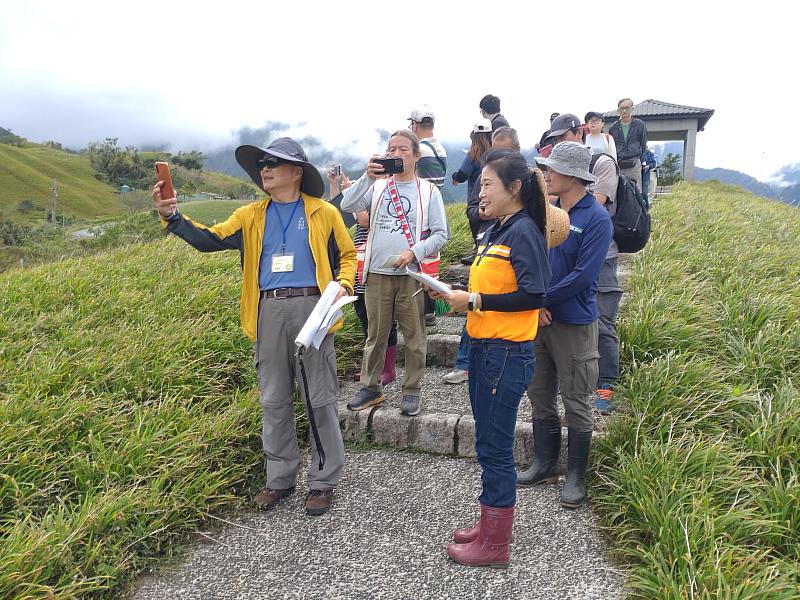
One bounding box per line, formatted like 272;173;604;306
380;255;402;269
295;281;358;350
405;268;452;295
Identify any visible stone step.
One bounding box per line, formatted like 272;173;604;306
337;401;604;469
337;364;609;467
392;314;466;368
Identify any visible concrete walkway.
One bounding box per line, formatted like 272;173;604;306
133;449;626;600
132;257;635;599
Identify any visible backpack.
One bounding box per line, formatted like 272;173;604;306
590;153;651;253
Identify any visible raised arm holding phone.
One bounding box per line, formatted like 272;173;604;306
152;137;356;518
340;129;448;417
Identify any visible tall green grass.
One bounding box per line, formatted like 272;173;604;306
0;222;366;597
593;182;800;597
0;239;265;597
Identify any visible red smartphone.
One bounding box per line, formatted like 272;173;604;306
155;162;176;200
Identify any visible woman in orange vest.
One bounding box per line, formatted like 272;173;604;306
428;149;552;567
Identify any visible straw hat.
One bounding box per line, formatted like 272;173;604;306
530;167;569;248
546;202;570;249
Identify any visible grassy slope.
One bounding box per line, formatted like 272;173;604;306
0;144;122;220
188;169;260;198
593;181;800;597
0;144;259;223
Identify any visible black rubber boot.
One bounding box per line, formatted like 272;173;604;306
560;429;592;508
517;419;561;486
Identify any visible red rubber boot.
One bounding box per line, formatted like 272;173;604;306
446;504;514;568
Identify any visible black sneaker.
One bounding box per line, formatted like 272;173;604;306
400;395;421;416
347;387;385;411
425;314;436;327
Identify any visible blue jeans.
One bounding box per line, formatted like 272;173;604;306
597;257;622;388
455;325;470;371
468;338;535;508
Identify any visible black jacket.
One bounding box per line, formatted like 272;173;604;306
491;113;510;130
609;118;648;162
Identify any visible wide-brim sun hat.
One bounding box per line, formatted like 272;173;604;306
535;141;597;183
530;168;569;248
235;137;325;198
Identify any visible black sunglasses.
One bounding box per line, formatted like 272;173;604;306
256;156;286;169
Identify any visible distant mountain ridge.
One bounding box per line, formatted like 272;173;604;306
204;127;799;207
693;167;799;206
653;141;798;206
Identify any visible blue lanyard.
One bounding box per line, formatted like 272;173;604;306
271;198;302;253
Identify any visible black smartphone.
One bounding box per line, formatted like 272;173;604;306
373;157;404;175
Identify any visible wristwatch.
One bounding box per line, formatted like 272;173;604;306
468;293;478;312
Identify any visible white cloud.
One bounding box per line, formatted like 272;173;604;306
1;0;797;181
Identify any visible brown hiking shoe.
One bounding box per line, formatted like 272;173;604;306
305;489;334;516
254;486;295;511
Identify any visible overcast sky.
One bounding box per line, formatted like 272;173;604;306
1;0;796;181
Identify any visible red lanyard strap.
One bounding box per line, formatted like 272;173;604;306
386;176;420;250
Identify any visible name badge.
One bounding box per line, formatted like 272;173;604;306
271;253;295;273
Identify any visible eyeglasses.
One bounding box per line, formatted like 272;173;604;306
256;156;286;169
619;106;633;111
588;119;603;125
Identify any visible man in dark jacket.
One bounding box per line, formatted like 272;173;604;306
608;98;647;192
479;94;510;131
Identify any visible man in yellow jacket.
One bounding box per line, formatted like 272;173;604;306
153;138;356;517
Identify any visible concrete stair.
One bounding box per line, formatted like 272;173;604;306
335;254;635;464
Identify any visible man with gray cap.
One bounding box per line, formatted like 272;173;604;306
408;105;448;327
408;106;448;189
517;141;612;509
152;137;356;517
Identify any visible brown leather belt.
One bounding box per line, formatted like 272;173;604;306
261;286;321;300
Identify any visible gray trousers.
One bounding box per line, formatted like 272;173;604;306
528;320;599;431
597;257;622;388
621;158;643;193
361;274;426;396
255;294;345;491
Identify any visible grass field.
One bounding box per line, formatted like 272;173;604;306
592;181;800;597
178;199;250;224
1;182;798;597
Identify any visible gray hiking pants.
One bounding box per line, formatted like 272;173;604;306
255;294;345;491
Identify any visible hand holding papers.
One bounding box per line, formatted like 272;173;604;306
295;281;358;350
405;267;452;295
380;255;402;269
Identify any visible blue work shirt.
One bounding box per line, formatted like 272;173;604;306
545;193;613;324
259;199;317;290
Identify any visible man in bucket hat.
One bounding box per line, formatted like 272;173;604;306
538;114;622;414
517;141;612;509
152;137;356;517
